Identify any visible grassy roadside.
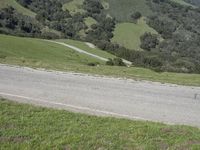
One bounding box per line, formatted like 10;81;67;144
0;99;200;149
0;34;200;86
0;34;103;66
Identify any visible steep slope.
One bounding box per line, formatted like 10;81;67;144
57;39;115;59
0;0;36;17
1;34;200;85
1;0;200;73
0;34;103;69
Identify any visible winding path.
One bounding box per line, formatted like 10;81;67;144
45;40;132;65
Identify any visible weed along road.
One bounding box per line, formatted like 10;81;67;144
0;64;200;127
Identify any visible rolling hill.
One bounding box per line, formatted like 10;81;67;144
102;0;153;22
0;34;104;69
1;1;200;149
112;18;158;50
0;34;200;86
57;39;115;59
0;0;200;73
0;0;36;17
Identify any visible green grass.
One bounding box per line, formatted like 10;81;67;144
84;17;97;27
112;18;158;50
103;0;153;22
101;0;110;10
57;39;115;59
0;0;36;17
62;0;85;15
0;99;200;149
0;34;102;68
0;34;200;86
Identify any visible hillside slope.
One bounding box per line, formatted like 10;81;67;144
0;34;200;86
1;0;200;74
102;0;153;22
112;18;158;50
0;34;103;69
0;0;36;17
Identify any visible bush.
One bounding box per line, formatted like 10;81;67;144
131;11;142;20
106;58;114;66
106;58;126;66
41;31;60;39
87;62;99;66
140;32;159;51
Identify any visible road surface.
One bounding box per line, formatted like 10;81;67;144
0;64;200;127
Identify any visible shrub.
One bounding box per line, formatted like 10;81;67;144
140;32;159;51
106;58;114;66
106;58;126;66
131;11;142;20
87;62;99;66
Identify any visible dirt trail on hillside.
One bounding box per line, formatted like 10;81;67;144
45;40;132;65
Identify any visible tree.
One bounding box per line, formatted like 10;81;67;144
131;11;142;20
140;33;159;51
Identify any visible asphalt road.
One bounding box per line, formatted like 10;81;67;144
0;64;200;127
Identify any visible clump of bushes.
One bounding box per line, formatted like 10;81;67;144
131;11;142;21
106;58;126;66
87;62;100;66
140;32;159;51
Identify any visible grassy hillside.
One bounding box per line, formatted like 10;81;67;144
103;0;153;22
62;0;85;15
101;0;159;50
0;34;200;86
1;99;200;149
0;34;102;69
0;0;36;17
57;39;115;59
84;17;97;27
112;18;158;50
